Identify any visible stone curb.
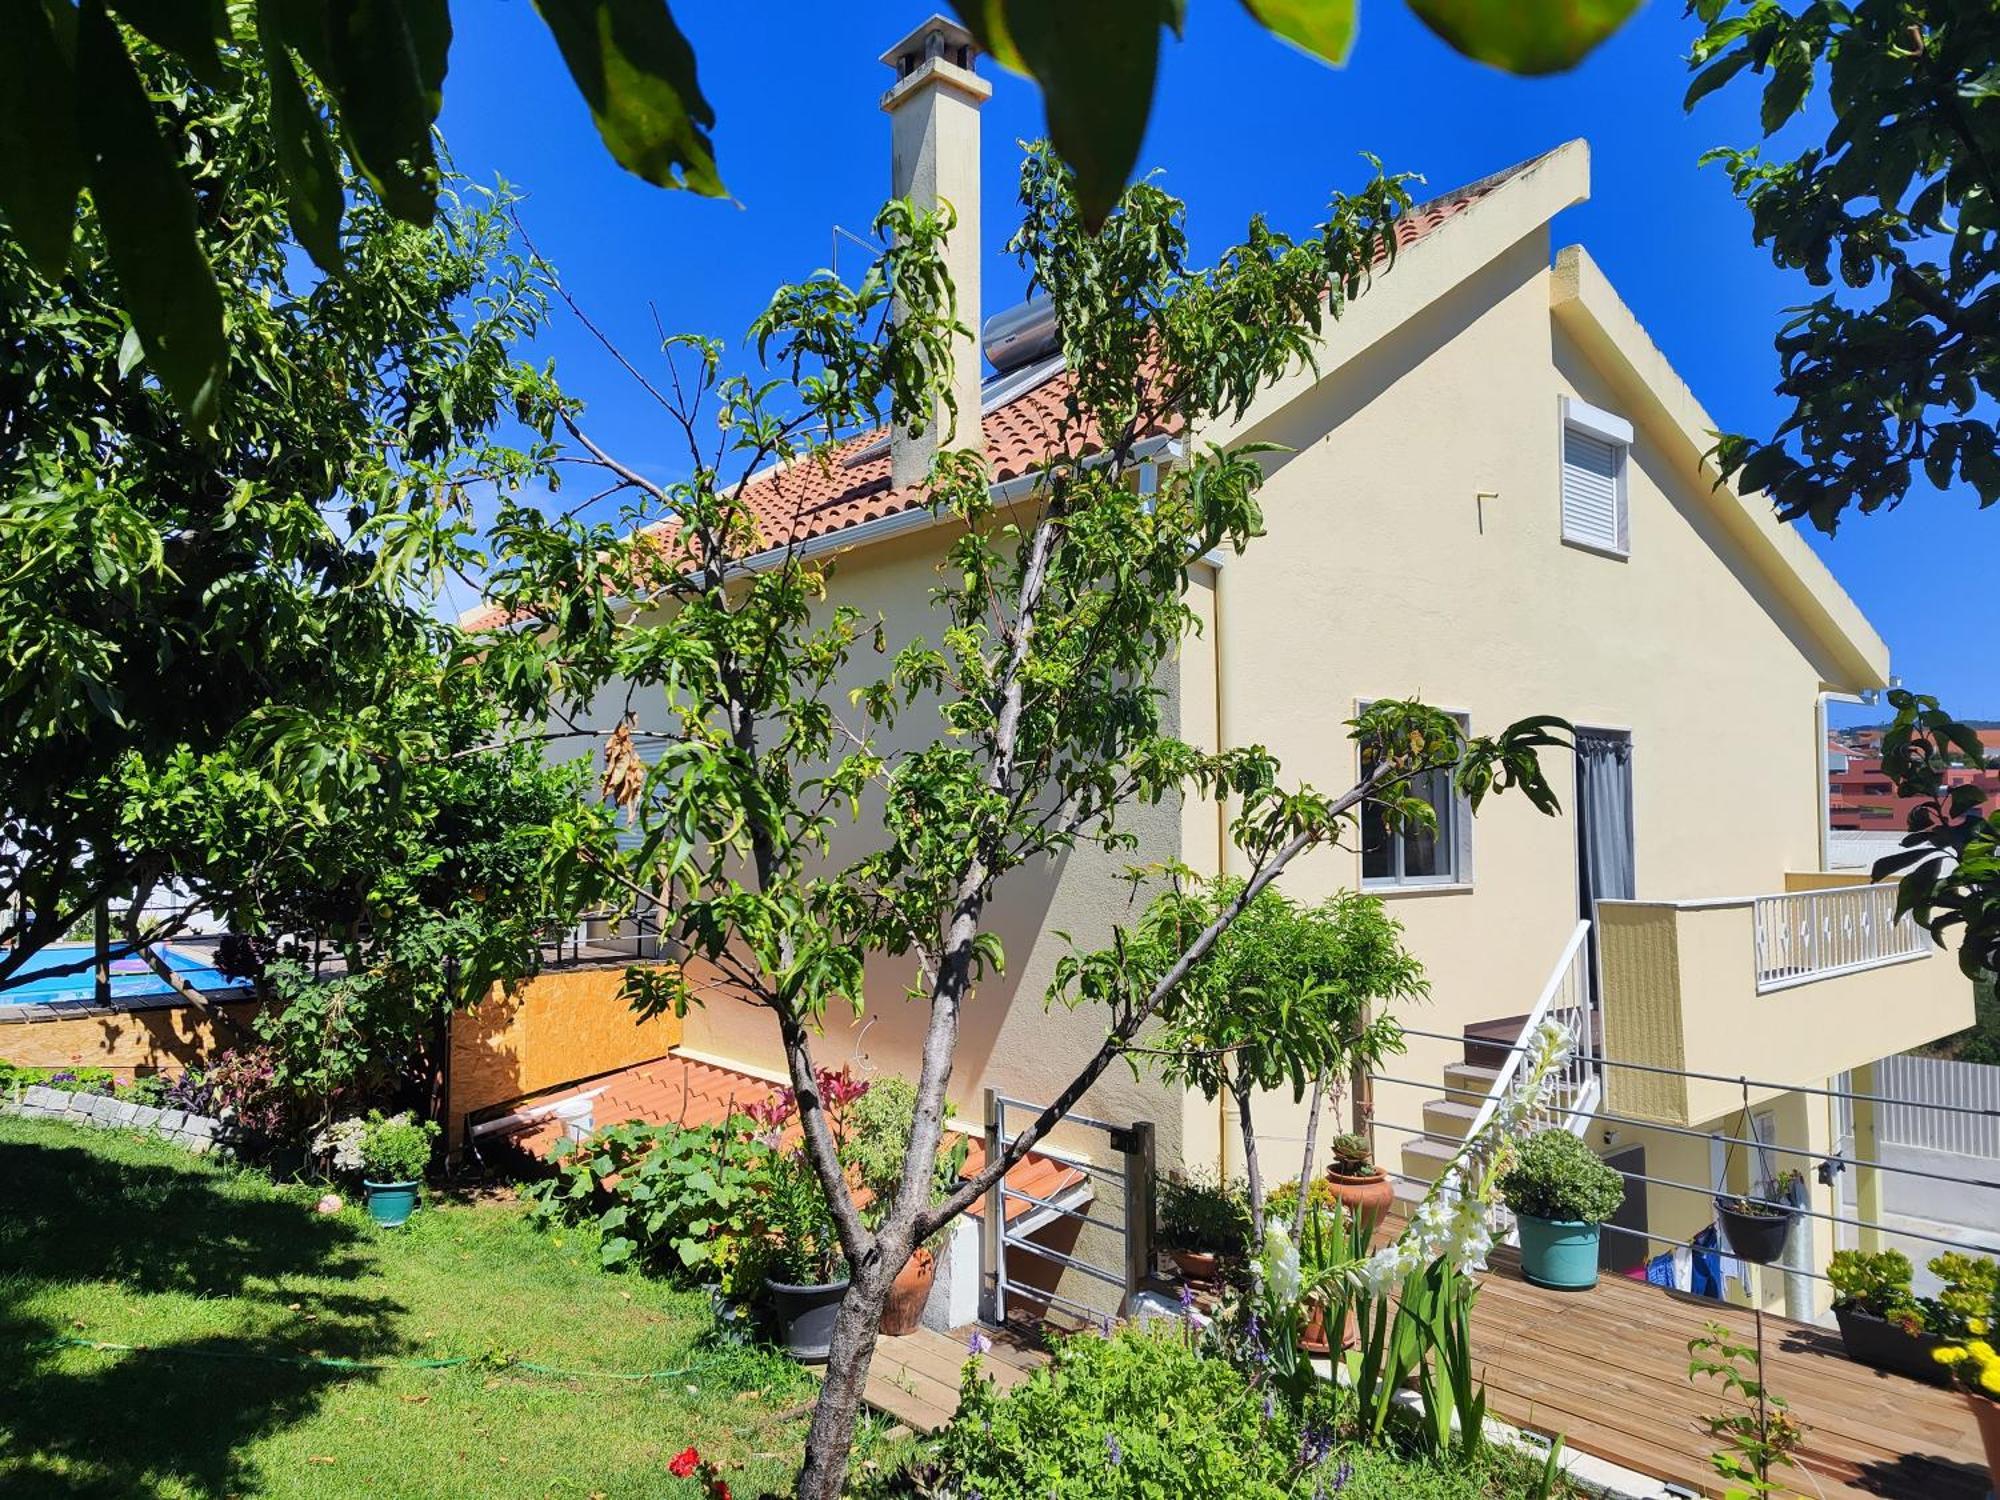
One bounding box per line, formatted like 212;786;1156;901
4;1085;227;1157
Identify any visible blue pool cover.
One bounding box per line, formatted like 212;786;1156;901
0;944;252;1004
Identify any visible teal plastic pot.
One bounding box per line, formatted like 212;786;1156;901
364;1179;420;1229
1516;1213;1600;1290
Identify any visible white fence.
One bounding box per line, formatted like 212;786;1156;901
1873;1053;2000;1159
1752;884;1931;993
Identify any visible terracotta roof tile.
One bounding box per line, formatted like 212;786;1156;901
457;152;1546;634
494;1049;1084;1223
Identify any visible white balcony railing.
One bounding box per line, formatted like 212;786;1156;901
1752;884;1932;993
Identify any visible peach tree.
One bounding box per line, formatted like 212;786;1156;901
482;144;1569;1498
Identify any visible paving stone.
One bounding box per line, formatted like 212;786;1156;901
186;1137;212;1156
182;1114;216;1140
128;1104;161;1129
22;1085;59;1110
156;1109;186;1133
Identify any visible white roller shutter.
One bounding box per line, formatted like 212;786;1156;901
1562;424;1626;553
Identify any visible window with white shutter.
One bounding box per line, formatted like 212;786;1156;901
1560;396;1632;556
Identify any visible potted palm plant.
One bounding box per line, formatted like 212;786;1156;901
1497;1129;1625;1290
1323;1132;1394;1233
757;1151;850;1361
1714;1167;1803;1265
1157;1171;1251;1280
357;1112;439;1229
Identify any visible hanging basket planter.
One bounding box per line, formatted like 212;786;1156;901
1713;1195;1797;1265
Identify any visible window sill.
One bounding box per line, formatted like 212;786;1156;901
1361;882;1475;900
1561;535;1629;562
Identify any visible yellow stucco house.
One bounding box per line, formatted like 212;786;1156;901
470;18;1972;1322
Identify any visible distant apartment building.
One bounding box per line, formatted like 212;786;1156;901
1829;746;2000;831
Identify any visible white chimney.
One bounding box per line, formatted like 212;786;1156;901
880;15;989;490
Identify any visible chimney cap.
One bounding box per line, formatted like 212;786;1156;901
880;14;981;76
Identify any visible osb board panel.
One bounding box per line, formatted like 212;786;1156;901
0;1000;262;1076
447;965;680;1143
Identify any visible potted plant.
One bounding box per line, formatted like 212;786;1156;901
756;1150;851;1361
1934;1299;2000;1497
1497;1129;1625;1291
1829;1249;1947;1383
1713;1167;1802;1265
847;1076;970;1336
1273;1177;1359;1353
1323;1132;1394;1233
1157;1171;1251;1280
356;1112;439;1229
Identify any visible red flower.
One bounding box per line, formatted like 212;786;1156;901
709;1483;732;1500
669;1447;701;1479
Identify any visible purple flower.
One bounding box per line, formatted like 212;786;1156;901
1299;1425;1334;1466
1104;1432;1122;1467
1098;1315;1113;1338
1178;1282;1196;1311
967;1330;992;1356
1262;1389;1276;1423
1330;1459;1353;1493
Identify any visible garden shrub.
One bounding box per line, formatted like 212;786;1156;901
1496;1130;1624;1224
526;1117;765;1283
1158;1171;1252;1255
933;1325;1332;1499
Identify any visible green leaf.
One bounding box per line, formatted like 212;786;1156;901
1682;48;1750;111
531;0;723;196
1238;0;1358;66
322;0;450;224
75;0;226;428
1404;0;1640;76
0;0;84;276
259;8;346;272
107;0;228;84
954;0;1174;228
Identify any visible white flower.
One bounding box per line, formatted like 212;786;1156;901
312;1116;369;1176
1261;1218;1302;1307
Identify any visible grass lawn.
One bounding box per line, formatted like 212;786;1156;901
0;1115;848;1499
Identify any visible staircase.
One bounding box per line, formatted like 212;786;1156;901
1390;923;1601;1220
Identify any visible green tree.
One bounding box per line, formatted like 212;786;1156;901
0;20;563;995
1125;878;1424;1229
487;142;1569;1498
1686;5;2000;984
0;2;1640;425
1686;0;2000;534
114;683;608;1121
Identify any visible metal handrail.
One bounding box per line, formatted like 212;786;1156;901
1389;1024;2000;1120
1457;920;1595;1156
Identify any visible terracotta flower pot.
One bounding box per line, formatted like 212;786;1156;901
1967;1391;2000;1499
1325;1167;1394;1236
1168;1248;1220;1280
1301;1299;1329;1355
878;1248;936;1337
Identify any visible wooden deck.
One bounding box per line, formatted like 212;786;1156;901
860;1324;1049;1434
851;1262;1984;1496
1472;1250;1987;1499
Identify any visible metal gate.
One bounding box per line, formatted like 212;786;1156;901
980;1088;1155;1329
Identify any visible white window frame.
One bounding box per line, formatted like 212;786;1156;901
1358;704;1474;892
1560;395;1633;559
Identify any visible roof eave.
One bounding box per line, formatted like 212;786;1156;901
1549;243;1891;692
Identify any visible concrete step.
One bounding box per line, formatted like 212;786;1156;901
1399;1133;1460;1186
1386;1174;1427;1222
1421;1097;1480;1141
1441;1062;1502;1102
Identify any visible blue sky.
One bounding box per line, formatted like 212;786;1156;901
438;1;1984;722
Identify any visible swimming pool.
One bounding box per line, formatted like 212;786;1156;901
1;943;252;1004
